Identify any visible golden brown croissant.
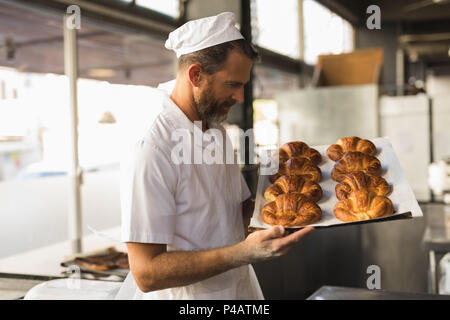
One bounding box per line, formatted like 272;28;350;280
270;157;322;183
279;141;322;166
335;171;391;201
334;189;394;222
331;152;381;182
326;136;377;161
264;175;323;203
262;193;322;227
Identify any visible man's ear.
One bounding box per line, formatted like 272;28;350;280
187;64;202;87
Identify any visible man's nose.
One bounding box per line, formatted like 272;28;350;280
232;87;245;104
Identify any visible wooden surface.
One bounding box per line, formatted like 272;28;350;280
0;226;125;278
0;273;61;300
0;277;44;300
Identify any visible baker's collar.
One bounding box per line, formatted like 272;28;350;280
157;79;176;95
157;80;223;147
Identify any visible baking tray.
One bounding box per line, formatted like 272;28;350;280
249;137;423;231
60;247;129;279
60;261;129;279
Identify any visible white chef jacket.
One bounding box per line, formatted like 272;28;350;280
115;81;264;300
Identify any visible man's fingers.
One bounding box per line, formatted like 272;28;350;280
288;226;315;242
274;227;314;248
259;225;286;240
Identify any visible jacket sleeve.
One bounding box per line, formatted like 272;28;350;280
120;138;178;244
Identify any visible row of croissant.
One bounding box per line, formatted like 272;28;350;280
261;136;394;227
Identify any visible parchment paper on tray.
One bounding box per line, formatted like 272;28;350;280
249;137;423;231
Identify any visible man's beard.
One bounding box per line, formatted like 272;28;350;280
194;85;235;127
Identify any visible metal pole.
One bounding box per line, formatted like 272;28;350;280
298;0;305;87
241;0;255;190
428;95;435;203
298;0;304;62
395;48;404;96
64;13;83;254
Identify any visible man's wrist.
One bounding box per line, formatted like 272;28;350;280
229;241;252;267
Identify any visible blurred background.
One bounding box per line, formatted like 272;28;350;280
1;0;450;299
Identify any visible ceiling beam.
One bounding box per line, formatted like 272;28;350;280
0;31;109;49
399;32;450;44
78;59;174;74
0;0;179;40
256;46;302;74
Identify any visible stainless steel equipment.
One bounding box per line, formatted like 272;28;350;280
429;158;450;204
307;285;450;300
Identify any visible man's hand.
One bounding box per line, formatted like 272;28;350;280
236;226;314;264
126;225;313;293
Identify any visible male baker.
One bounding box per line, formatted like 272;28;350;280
116;12;314;300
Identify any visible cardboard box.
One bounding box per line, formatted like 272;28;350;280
312;48;384;87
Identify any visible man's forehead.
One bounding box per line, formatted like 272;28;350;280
215;50;252;81
215;70;251;84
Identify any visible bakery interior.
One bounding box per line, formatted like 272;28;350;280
1;0;450;300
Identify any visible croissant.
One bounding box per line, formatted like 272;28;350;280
326;136;377;161
331;152;382;182
334;189;394;222
264;175;323;203
335;171;391;201
270;157;322;183
279;141;322;166
262;193;322;227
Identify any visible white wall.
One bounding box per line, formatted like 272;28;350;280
427;75;450;97
379;94;430;202
0;170;121;259
275;84;379;146
433;94;450;162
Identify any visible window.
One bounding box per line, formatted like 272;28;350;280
252;65;301;157
251;0;300;59
0;67;168;181
303;0;354;65
136;0;180;19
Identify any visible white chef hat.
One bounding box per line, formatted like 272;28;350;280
165;12;244;58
